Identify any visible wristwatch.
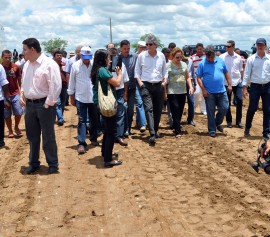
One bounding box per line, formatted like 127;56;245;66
43;103;49;109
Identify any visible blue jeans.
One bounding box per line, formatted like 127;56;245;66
56;85;68;123
76;100;98;146
135;86;146;127
245;82;270;136
115;89;126;140
204;91;229;133
127;86;146;132
25;100;58;168
226;83;243;124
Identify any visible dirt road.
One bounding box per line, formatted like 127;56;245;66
0;102;270;237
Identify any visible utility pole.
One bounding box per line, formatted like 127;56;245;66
109;18;112;43
0;24;6;52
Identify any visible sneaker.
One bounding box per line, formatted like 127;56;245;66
209;131;216;137
124;131;129;138
217;125;224;133
236;122;244;129
149;135;156;144
77;145;86;154
227;122;232;128
202;111;207;115
244;129;250;137
140;126;146;133
187;120;196;126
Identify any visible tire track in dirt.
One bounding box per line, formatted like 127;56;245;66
17;107;109;236
0;100;270;236
0;129;39;236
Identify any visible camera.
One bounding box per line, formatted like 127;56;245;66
108;54;122;72
107;47;122;72
251;141;270;174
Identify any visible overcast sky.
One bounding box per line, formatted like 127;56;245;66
0;0;269;55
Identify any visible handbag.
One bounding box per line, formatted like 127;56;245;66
98;80;117;117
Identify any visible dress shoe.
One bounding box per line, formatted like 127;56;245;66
117;138;128;146
57;120;64;126
104;160;123;168
263;133;270;139
48;166;59;174
217;125;223;133
140;126;146;133
188;120;196;126
91;141;100;146
26;166;40;174
236;122;243;128
0;140;5;148
244;129;250;137
77;145;86;154
227;122;232;128
149;135;156;144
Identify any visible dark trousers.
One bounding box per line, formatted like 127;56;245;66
76;100;98;146
140;82;164;136
0;100;4;142
101;115;116;163
226;83;243;124
25;101;58;168
245;82;270;136
168;94;186;135
186;84;194;122
115;89;125;140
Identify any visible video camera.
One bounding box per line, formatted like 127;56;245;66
251;140;270;174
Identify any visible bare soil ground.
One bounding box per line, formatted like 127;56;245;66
0;101;270;237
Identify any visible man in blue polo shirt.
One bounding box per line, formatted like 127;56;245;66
197;45;232;137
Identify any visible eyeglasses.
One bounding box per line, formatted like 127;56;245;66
175;56;181;59
226;45;232;48
146;43;153;46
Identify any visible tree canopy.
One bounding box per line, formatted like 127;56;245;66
41;38;68;55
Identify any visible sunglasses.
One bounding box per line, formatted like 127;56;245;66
175;56;181;59
146;43;153;46
226;45;232;48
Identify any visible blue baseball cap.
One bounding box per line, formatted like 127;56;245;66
256;38;267;45
80;46;92;60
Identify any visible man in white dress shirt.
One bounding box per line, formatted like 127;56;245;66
243;38;270;138
0;64;9;148
220;40;244;129
20;38;62;174
135;34;167;144
68;46;99;154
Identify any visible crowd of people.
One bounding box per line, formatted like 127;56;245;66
1;34;270;173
